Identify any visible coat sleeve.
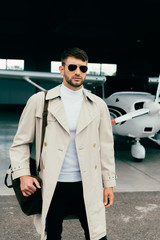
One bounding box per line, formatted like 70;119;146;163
99;99;116;188
9;93;40;180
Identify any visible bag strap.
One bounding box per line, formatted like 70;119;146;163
4;91;48;187
38;91;48;171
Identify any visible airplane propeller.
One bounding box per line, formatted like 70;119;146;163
111;108;149;124
111;74;160;124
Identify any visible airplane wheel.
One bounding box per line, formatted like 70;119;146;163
134;158;143;162
131;140;145;161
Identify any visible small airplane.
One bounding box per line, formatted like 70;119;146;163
0;69;159;162
105;75;160;161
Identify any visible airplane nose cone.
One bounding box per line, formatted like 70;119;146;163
144;102;160;115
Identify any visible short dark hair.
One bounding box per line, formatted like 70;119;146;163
61;47;88;64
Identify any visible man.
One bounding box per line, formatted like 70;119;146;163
10;48;116;240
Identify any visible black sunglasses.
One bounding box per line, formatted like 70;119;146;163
63;63;88;73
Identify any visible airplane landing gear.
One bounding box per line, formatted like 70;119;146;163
131;138;146;162
149;131;160;146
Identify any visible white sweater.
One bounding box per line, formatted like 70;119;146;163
58;84;84;182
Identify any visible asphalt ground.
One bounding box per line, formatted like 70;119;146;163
1;192;160;240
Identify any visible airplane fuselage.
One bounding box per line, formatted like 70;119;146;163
105;92;160;138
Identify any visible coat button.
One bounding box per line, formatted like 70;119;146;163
93;143;96;148
44;142;47;147
95;165;97;170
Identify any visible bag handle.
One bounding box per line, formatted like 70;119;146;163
5;91;48;187
4;167;12;188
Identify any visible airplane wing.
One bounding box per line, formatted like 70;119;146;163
0;70;106;91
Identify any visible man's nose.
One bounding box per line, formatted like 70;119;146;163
75;67;81;74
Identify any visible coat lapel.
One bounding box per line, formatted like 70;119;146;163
46;86;70;134
76;97;98;135
48;99;70;134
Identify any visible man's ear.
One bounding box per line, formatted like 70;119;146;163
59;65;64;76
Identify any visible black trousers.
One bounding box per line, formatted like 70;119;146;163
46;181;107;240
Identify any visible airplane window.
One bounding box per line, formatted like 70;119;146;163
134;102;144;110
144;127;152;132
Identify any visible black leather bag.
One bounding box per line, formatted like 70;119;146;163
5;158;42;215
4;91;48;216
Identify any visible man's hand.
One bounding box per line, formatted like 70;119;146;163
104;187;114;208
20;175;41;197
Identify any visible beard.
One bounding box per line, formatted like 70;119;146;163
64;74;85;88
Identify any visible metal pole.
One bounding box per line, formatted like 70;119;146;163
23;77;46;91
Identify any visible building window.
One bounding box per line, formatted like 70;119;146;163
88;63;117;76
51;61;117;76
0;59;24;70
51;61;61;73
87;63;101;75
101;63;117;76
0;59;6;69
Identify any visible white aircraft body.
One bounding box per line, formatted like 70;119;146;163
105;76;160;161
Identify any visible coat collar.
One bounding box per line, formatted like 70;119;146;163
46;84;98;135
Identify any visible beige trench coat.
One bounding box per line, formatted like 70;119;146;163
10;85;116;240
